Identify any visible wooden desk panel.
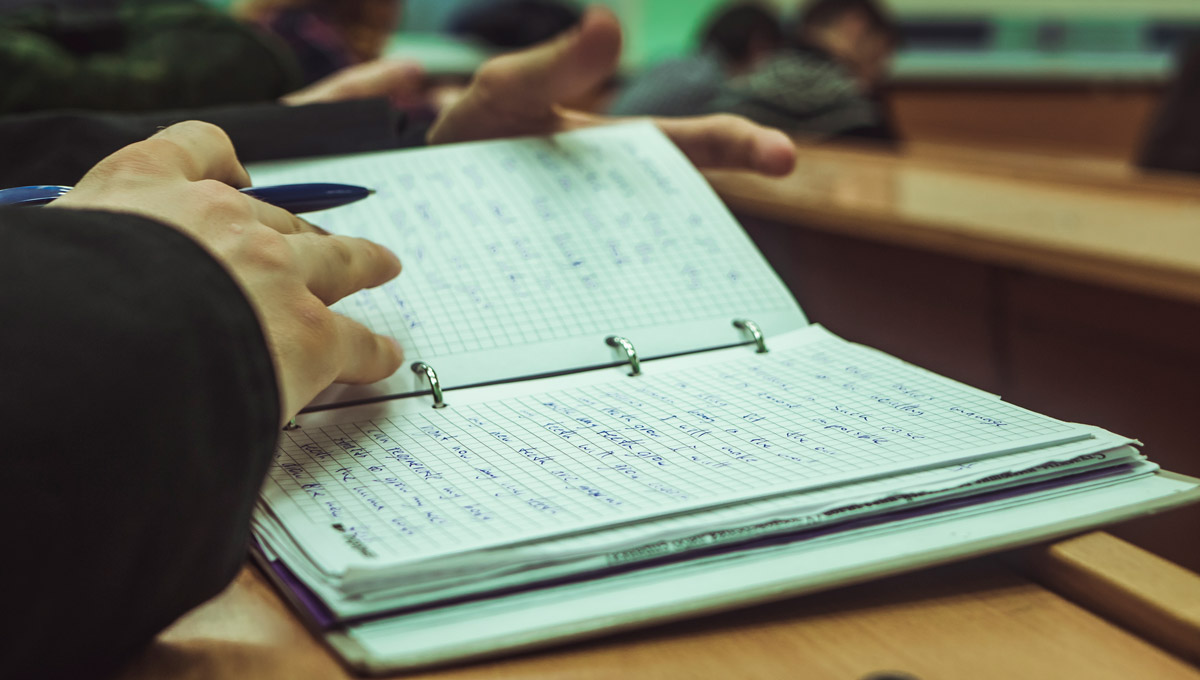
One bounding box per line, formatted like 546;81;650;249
1001;272;1200;569
741;215;1002;392
1025;532;1200;667
117;534;1200;680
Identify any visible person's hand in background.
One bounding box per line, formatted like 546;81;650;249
429;6;797;177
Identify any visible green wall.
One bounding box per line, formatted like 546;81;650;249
602;0;1200;71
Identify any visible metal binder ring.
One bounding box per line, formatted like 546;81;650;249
606;335;641;376
411;361;447;409
733;319;767;353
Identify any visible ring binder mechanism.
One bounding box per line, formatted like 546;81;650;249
606;335;641;376
411;361;447;409
733;319;768;353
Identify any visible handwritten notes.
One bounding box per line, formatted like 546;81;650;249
248;123;804;400
262;326;1095;570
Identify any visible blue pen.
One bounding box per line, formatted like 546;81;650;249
0;182;374;214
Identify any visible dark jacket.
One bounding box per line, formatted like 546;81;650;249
0;98;426;186
0;0;303;114
1;207;279;677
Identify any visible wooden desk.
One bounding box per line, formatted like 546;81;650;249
116;533;1200;679
706;147;1200;571
710;144;1200;305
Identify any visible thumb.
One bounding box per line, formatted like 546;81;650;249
474;6;621;113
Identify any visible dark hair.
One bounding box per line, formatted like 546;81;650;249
700;3;783;64
797;0;899;44
448;0;582;49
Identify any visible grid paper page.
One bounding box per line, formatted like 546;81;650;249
261;326;1094;573
248;123;803;403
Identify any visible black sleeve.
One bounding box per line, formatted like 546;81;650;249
0;207;281;677
0;98;432;186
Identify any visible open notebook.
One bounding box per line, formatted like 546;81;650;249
251;122;805;408
246;123;1200;674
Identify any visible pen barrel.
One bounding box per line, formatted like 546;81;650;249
240;183;371;214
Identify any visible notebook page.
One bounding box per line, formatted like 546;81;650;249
247;123;804;405
260;326;1102;577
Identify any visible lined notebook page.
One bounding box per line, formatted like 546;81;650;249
261;326;1099;574
248;123;804;405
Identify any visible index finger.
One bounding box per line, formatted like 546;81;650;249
145;121;252;187
288;232;402;304
655;115;797;176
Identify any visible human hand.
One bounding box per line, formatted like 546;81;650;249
428;6;796;176
281;58;427;109
51;122;403;422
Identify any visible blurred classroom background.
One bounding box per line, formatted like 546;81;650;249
186;0;1200;161
397;0;1200;69
385;0;1200;161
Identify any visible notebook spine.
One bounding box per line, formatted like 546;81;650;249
299;318;770;417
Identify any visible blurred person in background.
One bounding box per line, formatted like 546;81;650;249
0;0;429;115
235;0;403;84
1138;41;1200;175
608;1;783;118
0;0;303;113
707;0;900;143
